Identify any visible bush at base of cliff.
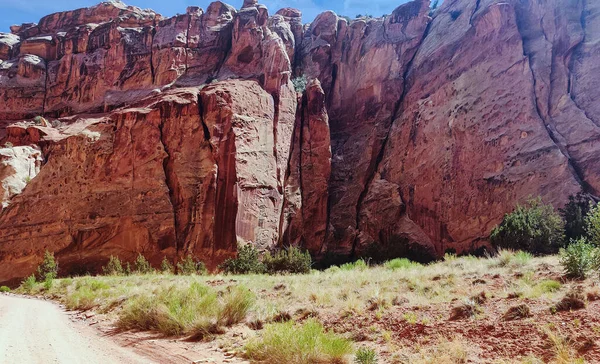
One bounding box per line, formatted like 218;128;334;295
220;244;265;275
490;198;564;254
37;250;58;282
176;255;208;276
262;247;312;274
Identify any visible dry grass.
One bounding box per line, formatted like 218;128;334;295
17;253;600;363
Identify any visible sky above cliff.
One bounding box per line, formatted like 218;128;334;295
0;0;414;32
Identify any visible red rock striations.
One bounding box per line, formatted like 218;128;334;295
0;0;599;282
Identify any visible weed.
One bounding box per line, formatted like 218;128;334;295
339;259;368;271
218;286;255;326
160;257;174;274
177;255;207;275
263;246;312;274
0;286;9;293
220;244;264;275
355;347;377;364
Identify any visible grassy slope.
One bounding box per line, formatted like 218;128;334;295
16;252;600;363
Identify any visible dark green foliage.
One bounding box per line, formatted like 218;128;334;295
160;257;174;274
263;247;312;274
176;255;207;275
133;254;154;274
586;202;600;246
102;256;124;276
37;250;58;282
559;238;600;279
490;198;565;254
220;244;265;275
560;193;593;242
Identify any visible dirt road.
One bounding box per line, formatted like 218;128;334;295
0;294;155;364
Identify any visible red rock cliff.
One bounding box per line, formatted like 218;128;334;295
0;0;599;282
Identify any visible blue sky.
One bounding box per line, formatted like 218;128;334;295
0;0;413;32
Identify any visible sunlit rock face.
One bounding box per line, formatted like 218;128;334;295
1;0;599;283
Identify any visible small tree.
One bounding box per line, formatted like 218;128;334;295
160;257;174;274
102;256;124;276
560;193;593;243
133;254;154;274
586;202;600;246
37;250;58;282
560;237;600;279
490;198;564;254
176;255;207;275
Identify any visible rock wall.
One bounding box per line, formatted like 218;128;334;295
0;0;599;282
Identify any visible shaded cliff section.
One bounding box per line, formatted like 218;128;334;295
1;0;600;283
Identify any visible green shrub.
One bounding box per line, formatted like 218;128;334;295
160;257;174;274
339;259;368;271
559;238;599;279
245;319;353;363
292;75;308;93
0;286;10;293
490;198;564;254
102;256;124;276
220;244;264;275
176;255;207;275
560;193;593;242
384;258;422;270
133;254;154;274
355;347;378;364
37;250;58;282
20;274;37;292
586;202;600;246
263;247;312;274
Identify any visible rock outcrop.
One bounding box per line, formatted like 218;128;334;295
1;0;600;282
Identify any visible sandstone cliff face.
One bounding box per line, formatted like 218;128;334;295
0;0;599;282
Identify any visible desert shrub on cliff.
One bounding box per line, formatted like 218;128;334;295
292;75;308;93
262;246;312;274
220;244;265;275
176;255;207;275
560;193;593;243
490;198;564;254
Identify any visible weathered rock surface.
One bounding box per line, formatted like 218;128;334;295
1;0;600;282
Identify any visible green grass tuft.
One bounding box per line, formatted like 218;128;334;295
245;319;353;364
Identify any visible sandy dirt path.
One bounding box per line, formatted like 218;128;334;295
0;294;155;364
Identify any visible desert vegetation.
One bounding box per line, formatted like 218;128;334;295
10;195;600;362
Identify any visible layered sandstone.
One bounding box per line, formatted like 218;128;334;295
1;0;600;282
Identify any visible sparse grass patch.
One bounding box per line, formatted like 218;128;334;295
245;319;353;364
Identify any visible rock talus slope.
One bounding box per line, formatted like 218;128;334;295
0;0;599;282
